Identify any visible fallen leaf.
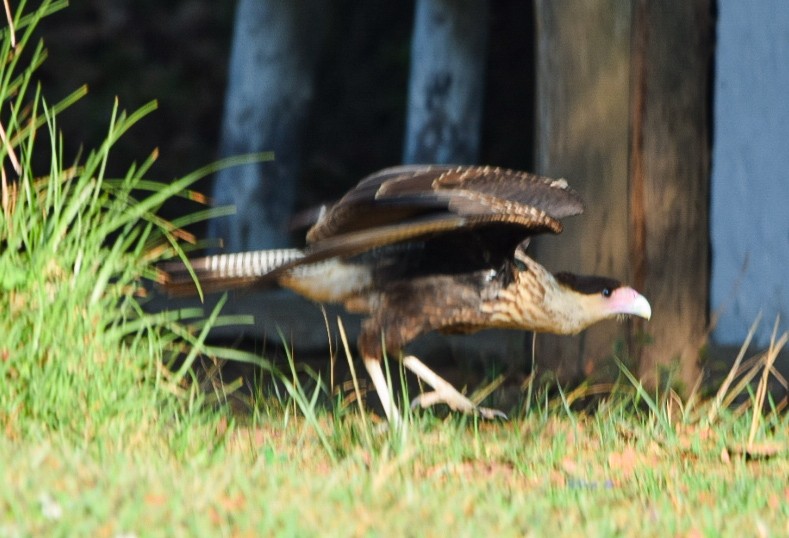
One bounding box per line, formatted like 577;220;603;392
144;493;167;507
561;457;580;475
608;446;638;476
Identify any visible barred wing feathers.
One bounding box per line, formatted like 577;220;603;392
306;165;584;245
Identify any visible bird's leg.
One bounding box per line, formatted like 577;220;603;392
401;355;507;420
363;355;401;426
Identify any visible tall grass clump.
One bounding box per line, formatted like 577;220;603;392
0;1;229;441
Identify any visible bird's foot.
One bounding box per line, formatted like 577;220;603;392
410;391;507;419
402;355;507;420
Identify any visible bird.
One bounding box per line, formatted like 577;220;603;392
160;165;652;423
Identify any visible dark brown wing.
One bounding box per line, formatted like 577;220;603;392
305;165;584;244
264;165;584;279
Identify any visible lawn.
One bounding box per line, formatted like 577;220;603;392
2;398;787;536
1;3;787;537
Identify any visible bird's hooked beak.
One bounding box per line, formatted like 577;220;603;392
608;287;652;320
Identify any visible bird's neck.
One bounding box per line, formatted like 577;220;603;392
482;257;597;335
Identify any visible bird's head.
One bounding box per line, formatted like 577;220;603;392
492;248;652;335
552;272;652;332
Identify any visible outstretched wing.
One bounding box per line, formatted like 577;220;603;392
286;165;584;272
307;165;583;242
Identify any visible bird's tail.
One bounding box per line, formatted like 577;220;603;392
158;248;305;296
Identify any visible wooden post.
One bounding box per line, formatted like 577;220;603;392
533;0;634;384
209;0;327;251
533;0;711;391
629;0;711;390
403;0;489;164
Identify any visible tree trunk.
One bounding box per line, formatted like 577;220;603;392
209;0;327;251
533;0;711;392
403;0;489;164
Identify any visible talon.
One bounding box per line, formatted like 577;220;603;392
477;407;508;420
410;388;508;420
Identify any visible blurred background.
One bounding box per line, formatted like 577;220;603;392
36;0;534;213
32;0;789;390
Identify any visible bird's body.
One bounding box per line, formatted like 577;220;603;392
161;165;651;422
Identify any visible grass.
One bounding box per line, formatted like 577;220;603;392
1;390;787;536
1;2;788;537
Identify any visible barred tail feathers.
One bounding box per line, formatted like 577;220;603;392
159;248;305;296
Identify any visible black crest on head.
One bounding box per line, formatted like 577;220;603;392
555;272;622;296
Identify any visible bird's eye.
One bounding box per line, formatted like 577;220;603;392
602;288;612;297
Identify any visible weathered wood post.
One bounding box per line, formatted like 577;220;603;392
533;0;634;384
209;0;327;251
403;0;489;164
628;0;711;390
533;0;711;392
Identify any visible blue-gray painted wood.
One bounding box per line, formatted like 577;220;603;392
208;0;327;251
403;0;488;164
711;0;789;345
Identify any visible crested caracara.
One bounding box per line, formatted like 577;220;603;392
160;165;651;422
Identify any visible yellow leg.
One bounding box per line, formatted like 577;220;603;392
402;355;507;420
363;355;401;426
